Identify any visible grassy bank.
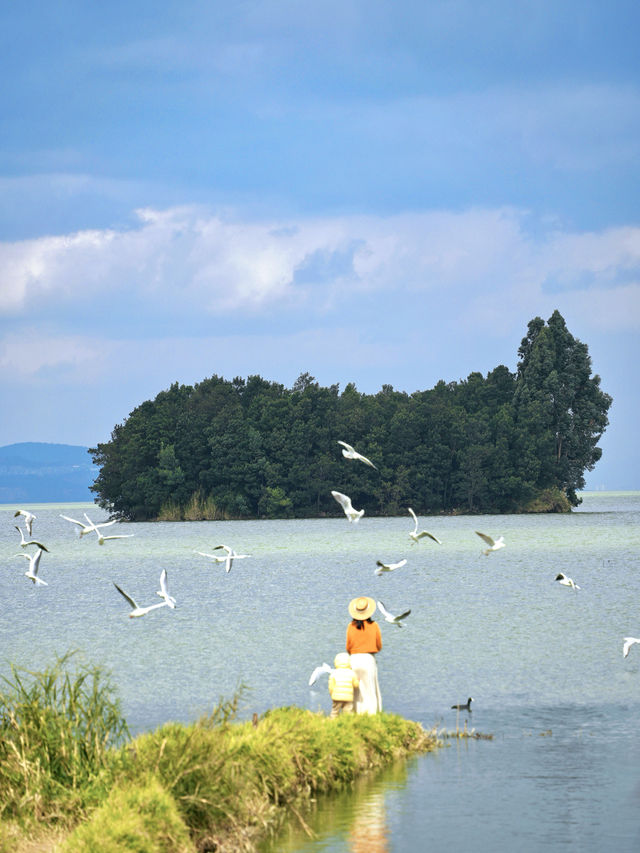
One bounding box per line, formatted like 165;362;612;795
0;656;438;853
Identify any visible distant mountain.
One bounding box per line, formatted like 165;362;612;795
0;442;98;503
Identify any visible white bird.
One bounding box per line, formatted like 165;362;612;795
623;637;640;658
14;526;49;552
331;490;364;523
475;531;505;555
113;583;169;618
408;508;441;544
93;525;134;546
337;441;377;469
555;572;581;591
14;549;47;586
375;558;407;576
377;600;411;627
156;569;176;608
60;513;117;537
14;509;36;536
195;545;250;573
308;662;333;686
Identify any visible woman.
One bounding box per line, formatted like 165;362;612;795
346;596;382;714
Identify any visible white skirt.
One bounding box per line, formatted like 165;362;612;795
349;653;382;714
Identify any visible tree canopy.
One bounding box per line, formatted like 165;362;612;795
89;311;611;520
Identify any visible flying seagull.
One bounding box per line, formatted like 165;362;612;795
195;545;250;573
623;638;640;658
113;583;170;618
377;600;411;627
375;558;407;576
408;508;441;544
337;441;377;469
451;697;473;711
93;525;134;546
14;549;47;586
60;513;117;537
475;531;505;555
14;509;36;536
555;572;581;591
156;569;176;609
331;490;364;523
14;526;49;552
308;662;333;686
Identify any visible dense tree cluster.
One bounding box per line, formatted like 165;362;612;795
89;312;611;520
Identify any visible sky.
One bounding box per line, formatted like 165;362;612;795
0;0;638;490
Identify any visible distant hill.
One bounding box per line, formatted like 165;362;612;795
0;442;97;503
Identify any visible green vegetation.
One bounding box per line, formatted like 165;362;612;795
89;311;611;520
0;657;437;853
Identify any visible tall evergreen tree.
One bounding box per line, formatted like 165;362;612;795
514;310;612;504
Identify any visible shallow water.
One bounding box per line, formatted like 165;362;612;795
2;493;640;851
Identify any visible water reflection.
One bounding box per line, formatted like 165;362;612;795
348;792;388;853
261;761;408;853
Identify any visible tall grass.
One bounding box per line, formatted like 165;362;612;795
158;491;228;521
0;657;439;852
0;651;128;825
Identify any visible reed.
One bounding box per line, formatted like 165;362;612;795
158;491;228;521
1;664;438;852
110;704;437;852
0;652;128;826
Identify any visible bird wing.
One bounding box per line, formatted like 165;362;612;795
337;441;355;453
114;583;138;610
396;609;411;621
623;638;639;658
331;491;352;511
159;569;168;595
475;531;495;546
376;600;394;620
31;549;43;574
213;544;232;554
60;514;84;527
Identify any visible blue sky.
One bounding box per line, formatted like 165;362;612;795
0;0;638;489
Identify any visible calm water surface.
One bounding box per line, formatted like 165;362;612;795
2;493;640;851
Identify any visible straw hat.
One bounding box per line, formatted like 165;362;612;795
348;596;376;621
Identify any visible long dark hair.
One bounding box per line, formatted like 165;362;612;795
351;617;374;631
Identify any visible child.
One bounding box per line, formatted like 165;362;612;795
328;652;360;717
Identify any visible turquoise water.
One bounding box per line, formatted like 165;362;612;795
2;493;640;851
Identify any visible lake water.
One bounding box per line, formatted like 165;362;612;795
2;493;640;851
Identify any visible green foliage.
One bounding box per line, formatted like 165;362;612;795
116;705;435;851
90;313;611;519
0;652;129;825
60;774;196;853
0;667;437;853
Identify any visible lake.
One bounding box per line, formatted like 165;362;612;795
2;493;640;851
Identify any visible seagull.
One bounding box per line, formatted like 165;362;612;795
93;525;134;546
623;638;640;658
14;526;49;552
156;569;176;608
407;508;441;544
337;441;377;469
195;545;250;573
377;600;411;627
308;662;333;686
555;572;581;591
475;531;505;555
15;549;48;586
451;697;473;711
113;583;170;618
60;513;117;537
375;558;407;576
14;509;36;535
331;491;364;523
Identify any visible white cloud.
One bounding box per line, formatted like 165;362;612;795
0;205;638;335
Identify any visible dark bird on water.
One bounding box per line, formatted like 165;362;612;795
451;697;473;711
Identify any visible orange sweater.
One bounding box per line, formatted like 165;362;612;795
346;620;382;655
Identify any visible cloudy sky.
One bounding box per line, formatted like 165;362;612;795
1;0;638;489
